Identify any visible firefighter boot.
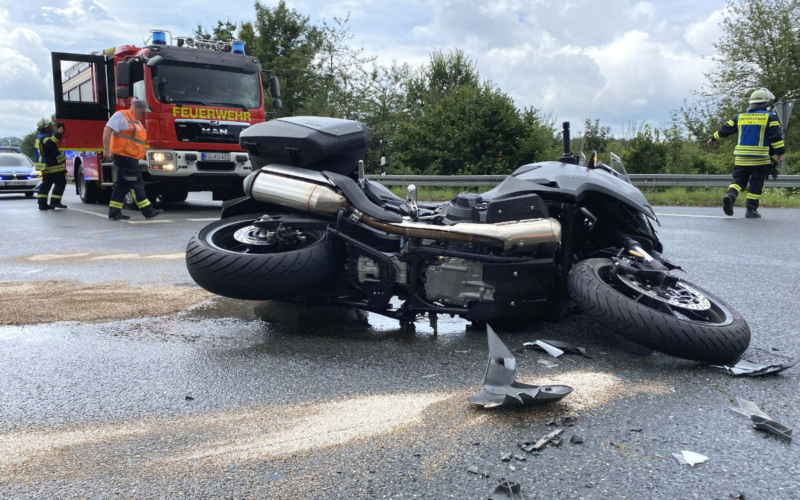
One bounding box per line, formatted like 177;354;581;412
144;209;163;219
745;206;761;219
109;211;131;221
49;201;68;209
38;197;54;211
723;188;738;216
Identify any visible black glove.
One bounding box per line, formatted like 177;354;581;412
770;158;779;180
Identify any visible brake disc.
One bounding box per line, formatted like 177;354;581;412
617;274;711;311
233;225;275;246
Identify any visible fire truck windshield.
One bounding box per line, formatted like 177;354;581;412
153;63;261;110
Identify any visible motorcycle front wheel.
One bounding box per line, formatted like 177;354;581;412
186;214;338;300
568;258;750;363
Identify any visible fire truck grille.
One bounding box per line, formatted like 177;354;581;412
175;121;250;144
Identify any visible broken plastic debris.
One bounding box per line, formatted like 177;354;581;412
536;359;559;368
467;466;479;475
468;326;573;408
570;434;584;444
729;398;771;420
672;450;708;467
729;397;792;443
711;358;798;377
489;478;525;500
523;340;591;358
751;415;792;444
501;453;512;462
521;428;564;452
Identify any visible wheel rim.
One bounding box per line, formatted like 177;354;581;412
206;218;324;255
595;262;732;326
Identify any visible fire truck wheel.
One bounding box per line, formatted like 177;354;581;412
76;166;100;204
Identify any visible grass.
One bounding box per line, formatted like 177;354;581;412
389;185;800;208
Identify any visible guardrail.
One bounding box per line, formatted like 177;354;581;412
366;174;800;189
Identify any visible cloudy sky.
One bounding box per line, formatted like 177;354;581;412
0;0;728;138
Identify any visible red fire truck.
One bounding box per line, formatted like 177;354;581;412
52;30;280;204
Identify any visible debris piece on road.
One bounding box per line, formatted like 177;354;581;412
522;428;564;452
509;465;516;472
672;450;708;467
630;427;643;432
501;453;512;462
730;492;746;500
729;398;770;420
482;470;491;478
729;398;792;444
489;478;525;500
185;395;194;401
711;358;798;377
513;453;526;461
751;415;793;444
523;340;591;358
467;466;479;475
468;326;573;408
536;359;559;368
570;434;584;444
472;439;481;445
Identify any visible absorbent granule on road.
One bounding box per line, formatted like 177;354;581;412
0;392;449;481
21;252;185;262
0;281;212;326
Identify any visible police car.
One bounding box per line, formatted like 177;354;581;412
0;147;41;198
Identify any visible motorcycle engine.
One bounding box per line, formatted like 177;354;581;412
424;257;495;306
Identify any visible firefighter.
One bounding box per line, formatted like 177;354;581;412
102;99;162;221
33;117;68;210
707;88;786;219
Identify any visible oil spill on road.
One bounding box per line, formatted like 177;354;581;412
0;281;211;326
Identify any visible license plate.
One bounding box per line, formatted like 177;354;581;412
201;153;230;161
4;181;27;186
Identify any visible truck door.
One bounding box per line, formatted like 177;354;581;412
51;52;111;151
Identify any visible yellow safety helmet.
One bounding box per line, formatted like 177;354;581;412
37;117;54;130
749;88;775;105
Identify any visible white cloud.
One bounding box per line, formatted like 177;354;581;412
685;7;726;54
0;100;54;137
628;1;656;20
38;0;118;24
0;27;53;101
0;7;9;23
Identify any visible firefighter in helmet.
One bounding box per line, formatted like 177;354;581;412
102;98;161;221
33;117;68;210
707;88;786;219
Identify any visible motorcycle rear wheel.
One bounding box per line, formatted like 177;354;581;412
568;258;750;363
186;214;338;300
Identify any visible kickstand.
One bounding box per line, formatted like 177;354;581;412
430;312;438;336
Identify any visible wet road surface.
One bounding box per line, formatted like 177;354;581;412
1;191;799;499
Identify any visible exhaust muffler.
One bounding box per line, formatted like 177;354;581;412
248;170;346;215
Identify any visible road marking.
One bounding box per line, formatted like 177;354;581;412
187;218;219;221
655;213;739;219
72;207;172;224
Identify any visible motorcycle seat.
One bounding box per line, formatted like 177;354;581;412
323;171;404;222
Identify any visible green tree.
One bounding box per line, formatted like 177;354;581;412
622;124;667;174
194;19;238;42
19;131;37;159
582;118;612;153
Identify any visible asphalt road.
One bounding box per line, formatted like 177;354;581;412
1;190;799;499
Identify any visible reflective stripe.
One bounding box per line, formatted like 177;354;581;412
728;184;742;193
714;131;721;140
727;120;736;126
50;194;62;199
771;140;785;148
746;193;762;200
137;199;151;208
735;157;771;166
769;121;781;127
109;201;124;209
38;194;48;198
111;130;147;145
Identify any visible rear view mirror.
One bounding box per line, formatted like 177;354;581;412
115;87;130;99
116;61;131;86
269;75;281;98
147;55;164;68
272;98;282;111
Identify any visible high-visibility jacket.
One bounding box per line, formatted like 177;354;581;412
713;109;785;166
109;109;147;159
33;132;66;173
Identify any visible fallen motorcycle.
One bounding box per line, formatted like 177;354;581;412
186;117;749;363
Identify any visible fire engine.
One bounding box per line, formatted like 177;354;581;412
53;30;281;204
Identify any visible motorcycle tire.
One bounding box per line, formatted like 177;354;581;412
186;214;338;300
568;258;750;363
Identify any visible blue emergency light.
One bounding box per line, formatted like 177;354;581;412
152;31;167;45
232;40;245;54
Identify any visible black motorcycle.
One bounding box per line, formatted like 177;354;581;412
186;117;749;363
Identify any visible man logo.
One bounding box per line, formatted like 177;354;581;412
201;126;228;135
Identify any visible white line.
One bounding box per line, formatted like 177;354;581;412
187;218;219;222
655;213;738;219
71;208;107;219
126;220;173;224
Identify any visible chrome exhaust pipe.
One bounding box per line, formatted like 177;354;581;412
248;170;346;216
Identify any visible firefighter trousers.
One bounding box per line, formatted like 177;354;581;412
38;171;67;208
726;164;771;209
109;155;154;216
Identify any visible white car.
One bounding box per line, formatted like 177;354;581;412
0;148;42;198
